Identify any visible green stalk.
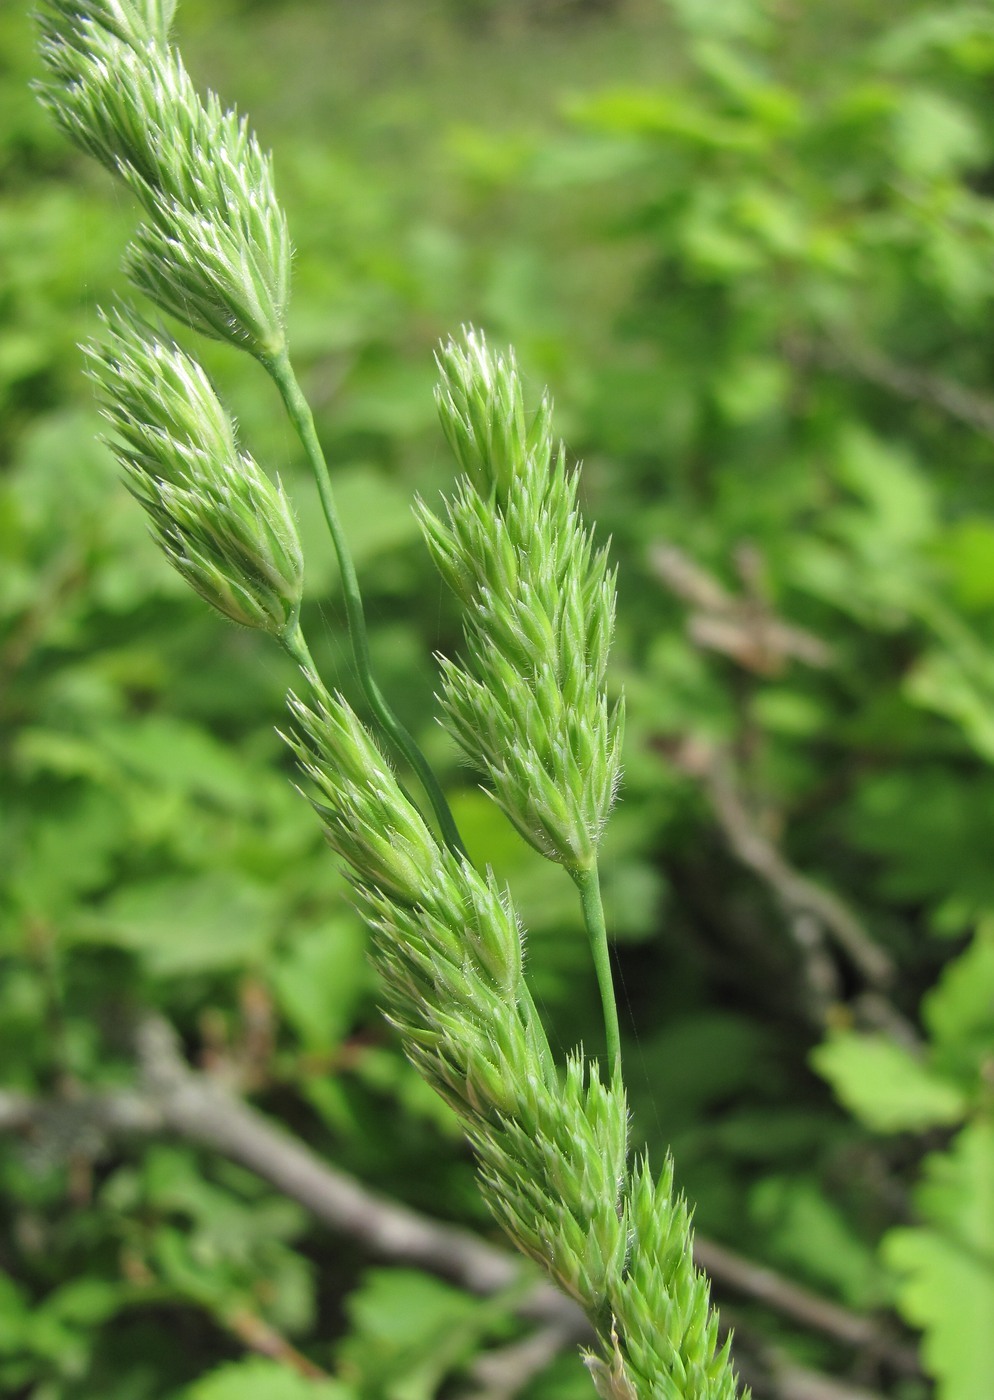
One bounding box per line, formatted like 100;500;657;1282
265;349;466;860
571;861;622;1082
282;621;317;676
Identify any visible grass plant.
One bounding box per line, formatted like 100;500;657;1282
36;2;746;1394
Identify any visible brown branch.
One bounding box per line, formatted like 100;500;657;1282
0;1022;582;1332
220;1306;330;1379
649;544;834;676
736;1343;899;1400
671;740;895;1007
0;1018;918;1397
465;1324;578;1400
694;1240;918;1378
788;331;994;441
133;1017;579;1322
768;1366;893;1400
652;543;922;1047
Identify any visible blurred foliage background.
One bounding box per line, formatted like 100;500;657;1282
3;0;994;1396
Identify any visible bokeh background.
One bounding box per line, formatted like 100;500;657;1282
3;1;994;1396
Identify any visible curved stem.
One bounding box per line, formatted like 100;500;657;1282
281;621;317;677
265;350;466;860
570;863;621;1083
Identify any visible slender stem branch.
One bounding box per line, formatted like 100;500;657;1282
264;350;465;859
281;622;316;676
570;863;621;1082
280;624;319;683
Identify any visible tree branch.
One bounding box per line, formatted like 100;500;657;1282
669;739;894;1004
786;331;994;442
694;1240;918;1377
0;1017;918;1396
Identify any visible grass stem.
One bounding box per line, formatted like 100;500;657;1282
571;862;622;1082
265;349;466;860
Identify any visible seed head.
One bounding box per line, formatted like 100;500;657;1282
421;328;623;869
37;0;176;52
87;307;303;636
609;1159;742;1400
433;328;553;503
37;10;290;358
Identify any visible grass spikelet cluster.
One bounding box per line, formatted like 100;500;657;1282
285;683;630;1322
418;330;624;870
36;5;747;1396
611;1160;739;1400
285;674;742;1397
37;0;289;357
87;308;303;638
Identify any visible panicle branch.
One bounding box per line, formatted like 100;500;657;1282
283;682;629;1333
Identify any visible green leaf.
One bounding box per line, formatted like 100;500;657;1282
811;1032;967;1132
905;649;994;764
340;1269;500;1400
834;427;937;554
96;716;262;811
884;1121;994;1400
933;518;994;610
5;789;127;924
272;916;368;1052
0;1272;29;1354
348;1268;479;1349
570;89;761;152
891;89;985;178
923;921;994;1089
42;1278;123;1326
712;356;788;423
752;688;829;737
845;767;994;930
184;1358;351;1400
668;0;774;44
72;873;279;974
750;1175;888;1308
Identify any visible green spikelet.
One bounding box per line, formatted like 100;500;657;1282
36;0;176;52
37;3;290;357
610;1159;741;1400
419;328;624;870
285;682;746;1400
285;688;627;1309
87;307;303;636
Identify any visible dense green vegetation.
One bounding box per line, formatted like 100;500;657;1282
4;0;994;1396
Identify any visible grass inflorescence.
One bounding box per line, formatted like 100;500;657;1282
36;2;746;1394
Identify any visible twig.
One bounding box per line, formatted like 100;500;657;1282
649;544;833;676
0;1020;582;1331
769;1368;891;1400
787;331;994;442
737;1349;896;1400
671;740;894;1000
465;1323;580;1400
133;1018;575;1321
220;1305;330;1379
694;1239;919;1377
